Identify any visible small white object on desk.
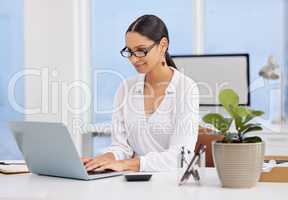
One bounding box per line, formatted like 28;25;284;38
0;160;29;174
262;160;288;172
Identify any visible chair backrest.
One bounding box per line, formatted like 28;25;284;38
194;127;224;167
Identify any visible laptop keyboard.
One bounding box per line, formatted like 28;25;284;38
88;169;115;175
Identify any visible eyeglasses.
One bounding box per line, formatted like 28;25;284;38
120;43;156;58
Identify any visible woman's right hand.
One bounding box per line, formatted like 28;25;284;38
81;152;116;172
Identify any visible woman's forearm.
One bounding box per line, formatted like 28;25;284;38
122;157;140;172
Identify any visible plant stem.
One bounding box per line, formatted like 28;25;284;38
238;132;242;142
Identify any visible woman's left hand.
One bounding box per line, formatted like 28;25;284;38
95;158;140;172
95;160;128;172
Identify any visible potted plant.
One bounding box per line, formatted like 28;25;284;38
203;89;265;188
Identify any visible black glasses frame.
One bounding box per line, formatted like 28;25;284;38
120;43;157;58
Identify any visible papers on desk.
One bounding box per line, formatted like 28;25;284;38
260;157;288;182
0;160;29;174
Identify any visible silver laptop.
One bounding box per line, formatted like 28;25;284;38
9;121;123;180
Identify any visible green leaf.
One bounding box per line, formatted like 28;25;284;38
222;132;237;143
229;106;244;131
220;118;233;133
203;113;223;124
230;107;264;130
202;113;232;133
239;123;261;133
243;136;262;143
219;89;239;113
236;107;251;118
251;110;264;116
243;109;264;124
242;126;263;134
224;118;233;128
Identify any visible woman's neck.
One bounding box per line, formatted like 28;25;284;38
145;64;173;86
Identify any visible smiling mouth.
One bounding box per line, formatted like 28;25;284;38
134;63;145;68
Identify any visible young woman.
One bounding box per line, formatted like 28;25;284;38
83;15;199;172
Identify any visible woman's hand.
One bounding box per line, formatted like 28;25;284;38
95;158;140;172
95;160;129;172
81;152;116;172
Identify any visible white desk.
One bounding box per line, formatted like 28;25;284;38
0;169;287;200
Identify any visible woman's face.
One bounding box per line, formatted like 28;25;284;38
125;32;166;74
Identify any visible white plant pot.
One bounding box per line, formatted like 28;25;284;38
212;141;265;188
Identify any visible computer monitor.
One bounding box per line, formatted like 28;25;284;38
171;54;250;114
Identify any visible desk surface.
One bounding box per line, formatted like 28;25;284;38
0;169;287;200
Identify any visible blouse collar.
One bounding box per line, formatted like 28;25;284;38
133;67;179;95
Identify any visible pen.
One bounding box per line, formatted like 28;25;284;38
180;146;185;168
178;145;206;186
184;150;191;165
0;162;25;165
179;152;199;185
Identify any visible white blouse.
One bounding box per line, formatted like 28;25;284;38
103;67;199;172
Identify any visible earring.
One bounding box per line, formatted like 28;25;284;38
161;52;166;66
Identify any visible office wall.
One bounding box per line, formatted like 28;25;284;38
204;0;287;121
0;0;24;159
285;1;288;117
24;0;91;154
